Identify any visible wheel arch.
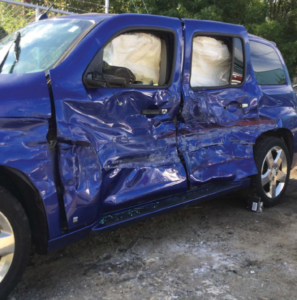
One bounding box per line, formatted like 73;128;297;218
255;128;294;164
0;166;48;254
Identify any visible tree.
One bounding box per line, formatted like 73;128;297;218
32;0;106;13
251;0;297;78
1;0;297;78
265;0;297;20
0;25;7;39
127;0;297;78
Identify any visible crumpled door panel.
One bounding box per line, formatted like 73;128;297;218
178;87;262;187
49;14;186;229
54;87;187;225
53;90;186;222
179;20;276;189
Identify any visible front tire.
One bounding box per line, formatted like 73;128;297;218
0;187;31;299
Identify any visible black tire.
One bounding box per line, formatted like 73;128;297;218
0;187;31;300
241;136;291;207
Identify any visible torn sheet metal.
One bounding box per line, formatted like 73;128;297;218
49;14;186;229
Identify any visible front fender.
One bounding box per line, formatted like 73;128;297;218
0;72;62;239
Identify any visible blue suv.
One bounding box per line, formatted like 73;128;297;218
0;13;296;298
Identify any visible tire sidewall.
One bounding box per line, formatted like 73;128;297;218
254;138;291;207
0;188;31;299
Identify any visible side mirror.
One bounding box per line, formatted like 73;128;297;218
84;72;128;89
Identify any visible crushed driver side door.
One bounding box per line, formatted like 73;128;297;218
49;14;187;230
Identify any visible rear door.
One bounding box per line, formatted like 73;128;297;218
179;20;260;189
49;14;187;230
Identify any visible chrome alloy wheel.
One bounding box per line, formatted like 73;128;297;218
261;146;288;198
0;211;15;283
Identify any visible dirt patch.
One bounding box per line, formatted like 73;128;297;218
10;168;297;300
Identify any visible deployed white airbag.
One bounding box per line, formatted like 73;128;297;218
191;37;231;87
103;33;161;84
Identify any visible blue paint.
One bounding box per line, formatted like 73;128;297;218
179;20;260;188
48;178;250;253
0;72;51;118
0;72;61;239
178;20;296;188
49;14;187;229
0;14;296;253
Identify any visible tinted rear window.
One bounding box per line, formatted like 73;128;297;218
250;41;286;85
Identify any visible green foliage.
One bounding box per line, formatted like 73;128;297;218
0;2;35;36
251;1;297;78
0;25;6;39
33;0;105;13
127;0;297;78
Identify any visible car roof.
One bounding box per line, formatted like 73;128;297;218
56;13;114;23
248;33;276;47
55;13;277;47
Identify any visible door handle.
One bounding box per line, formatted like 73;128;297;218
224;103;249;110
141;109;167;115
238;103;248;109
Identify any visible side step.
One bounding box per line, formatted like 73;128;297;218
92;178;250;232
47;178;250;253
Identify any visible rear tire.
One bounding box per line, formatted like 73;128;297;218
242;136;291;207
0;187;31;300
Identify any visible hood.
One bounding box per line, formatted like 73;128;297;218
0;72;51;118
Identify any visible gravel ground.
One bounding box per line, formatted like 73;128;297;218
10;168;297;300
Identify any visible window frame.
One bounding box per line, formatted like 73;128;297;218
249;40;288;86
189;32;247;91
54;21;99;69
83;26;177;90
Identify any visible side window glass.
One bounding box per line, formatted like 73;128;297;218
250;41;286;85
101;32;170;87
231;38;244;85
190;36;245;88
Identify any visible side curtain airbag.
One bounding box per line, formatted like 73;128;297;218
190;36;231;87
103;33;161;84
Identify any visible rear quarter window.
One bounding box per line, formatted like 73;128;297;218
250;41;286;85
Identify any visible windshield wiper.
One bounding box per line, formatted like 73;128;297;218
9;32;21;74
14;32;21;62
0;32;21;74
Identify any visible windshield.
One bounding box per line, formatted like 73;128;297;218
0;19;93;74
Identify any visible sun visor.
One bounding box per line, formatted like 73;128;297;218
190;36;231;87
103;33;161;84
